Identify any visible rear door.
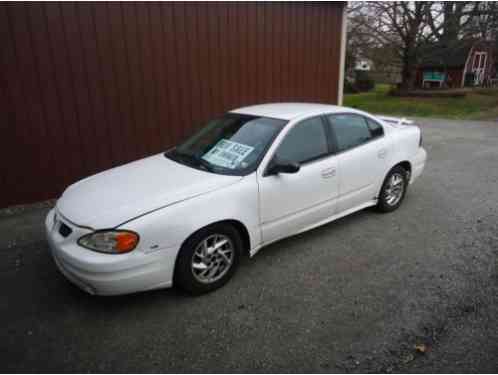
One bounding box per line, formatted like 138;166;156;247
325;113;388;213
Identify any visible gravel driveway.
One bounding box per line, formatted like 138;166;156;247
1;118;497;373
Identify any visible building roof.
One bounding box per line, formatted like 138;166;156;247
419;39;496;69
231;103;347;120
418;40;475;69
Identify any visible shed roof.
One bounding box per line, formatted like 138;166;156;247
419;39;497;69
418;40;475;69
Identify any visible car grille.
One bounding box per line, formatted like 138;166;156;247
58;222;73;238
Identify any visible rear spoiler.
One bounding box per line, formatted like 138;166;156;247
376;115;413;126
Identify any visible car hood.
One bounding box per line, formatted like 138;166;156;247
56;153;242;228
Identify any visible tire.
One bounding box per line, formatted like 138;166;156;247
173;223;242;295
376;165;408;213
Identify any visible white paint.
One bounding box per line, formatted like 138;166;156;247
355;59;372;71
231;102;343;121
461;44;474;88
56;154;242;229
258;148;339;244
47;103;426;295
472;51;488;85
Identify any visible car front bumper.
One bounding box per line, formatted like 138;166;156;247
45;209;179;296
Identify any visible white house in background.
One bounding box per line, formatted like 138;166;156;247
355;58;373;71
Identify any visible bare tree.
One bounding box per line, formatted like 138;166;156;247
347;2;405;85
470;2;498;40
345;2;372;76
426;2;477;44
348;2;432;90
347;1;498;90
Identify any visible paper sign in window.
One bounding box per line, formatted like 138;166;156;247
202;139;254;169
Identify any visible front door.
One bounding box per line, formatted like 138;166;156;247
258;116;339;244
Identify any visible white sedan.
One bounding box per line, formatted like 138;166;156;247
46;103;426;295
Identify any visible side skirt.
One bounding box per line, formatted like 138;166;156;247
249;200;377;257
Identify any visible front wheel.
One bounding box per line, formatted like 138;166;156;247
376;166;408;212
174;223;242;294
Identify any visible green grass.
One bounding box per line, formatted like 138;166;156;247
344;84;498;120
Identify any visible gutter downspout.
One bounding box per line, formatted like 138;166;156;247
337;3;347;105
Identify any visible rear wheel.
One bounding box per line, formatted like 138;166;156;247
174;223;242;294
376;165;408;212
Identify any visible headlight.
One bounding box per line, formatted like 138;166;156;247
78;230;139;254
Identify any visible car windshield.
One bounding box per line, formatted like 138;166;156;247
165;113;287;175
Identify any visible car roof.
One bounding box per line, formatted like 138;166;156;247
230;103;359;121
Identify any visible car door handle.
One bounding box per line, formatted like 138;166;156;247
378;149;387;159
321;167;336;179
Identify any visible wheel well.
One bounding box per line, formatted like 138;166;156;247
173;219;252;285
221;220;251;256
180;219;251;257
398;161;412;174
377;161;412;199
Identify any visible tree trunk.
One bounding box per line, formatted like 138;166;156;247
400;46;417;90
442;2;460;46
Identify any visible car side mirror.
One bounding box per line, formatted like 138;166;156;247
266;158;300;176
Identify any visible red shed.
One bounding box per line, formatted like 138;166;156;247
1;2;347;207
416;39;497;88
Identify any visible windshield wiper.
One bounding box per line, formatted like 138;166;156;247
171;150;215;172
196;157;215;172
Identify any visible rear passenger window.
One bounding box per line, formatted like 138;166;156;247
327;114;373;152
275;117;328;164
366;118;384;138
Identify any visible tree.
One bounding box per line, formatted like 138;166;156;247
427;2;498;43
470;2;498;40
347;1;498;90
345;2;371;76
348;2;432;90
427;2;476;44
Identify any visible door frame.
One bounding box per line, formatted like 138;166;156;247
257;110;388;178
256;113;336;179
256;114;340;244
472;51;488;85
322;112;389;212
321;112;386;157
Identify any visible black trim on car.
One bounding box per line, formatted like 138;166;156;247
261;111;387;178
323;112;386;156
165;113;288;177
321;114;339;154
263;115;334;176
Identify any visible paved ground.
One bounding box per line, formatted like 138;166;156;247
1;118;497;373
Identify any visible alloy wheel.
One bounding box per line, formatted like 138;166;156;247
384;172;405;206
191;234;235;284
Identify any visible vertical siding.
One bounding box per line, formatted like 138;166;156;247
1;1;345;207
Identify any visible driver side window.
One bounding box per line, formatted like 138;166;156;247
275;117;328;164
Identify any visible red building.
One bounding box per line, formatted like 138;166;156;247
416;39;497;88
1;2;347;207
